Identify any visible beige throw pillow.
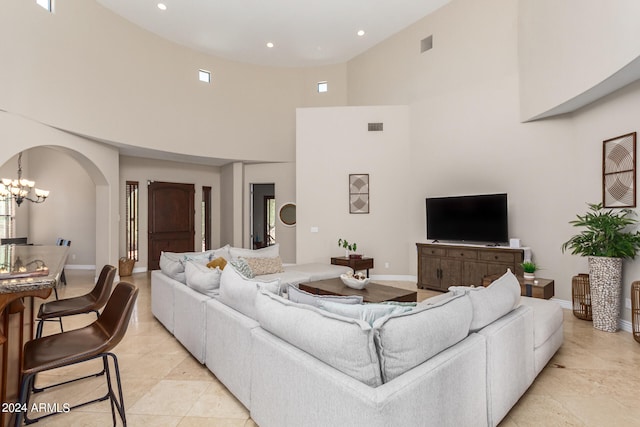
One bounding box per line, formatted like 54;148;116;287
243;256;284;276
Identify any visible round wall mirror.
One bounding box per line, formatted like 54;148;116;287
279;203;296;226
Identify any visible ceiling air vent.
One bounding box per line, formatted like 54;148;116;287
368;123;383;132
421;35;433;53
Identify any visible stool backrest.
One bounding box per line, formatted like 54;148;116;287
90;265;117;309
96;282;138;349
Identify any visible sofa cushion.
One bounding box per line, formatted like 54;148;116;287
374;293;473;383
159;251;187;282
254;289;383;387
518;297;564;349
218;263;280;320
230;243;279;260
244;256;284;276
417;291;459;308
287;285;363;307
185;261;222;297
449;269;521;332
317;301;413;326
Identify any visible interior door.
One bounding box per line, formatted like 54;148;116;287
148;181;195;270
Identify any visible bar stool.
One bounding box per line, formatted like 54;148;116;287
15;282;139;426
36;264;117;338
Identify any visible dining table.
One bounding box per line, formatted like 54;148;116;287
0;244;68;426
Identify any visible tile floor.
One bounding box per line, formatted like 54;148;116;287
21;270;640;426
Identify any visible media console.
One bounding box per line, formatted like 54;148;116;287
416;242;525;292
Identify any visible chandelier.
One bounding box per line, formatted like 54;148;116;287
0;152;49;207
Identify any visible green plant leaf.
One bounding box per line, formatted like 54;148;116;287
562;202;640;259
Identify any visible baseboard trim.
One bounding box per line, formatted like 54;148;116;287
64;264;96;270
551;298;632;333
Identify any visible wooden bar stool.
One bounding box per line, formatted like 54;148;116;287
15;282;138;426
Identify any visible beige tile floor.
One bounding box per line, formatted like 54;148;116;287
21;270;640;426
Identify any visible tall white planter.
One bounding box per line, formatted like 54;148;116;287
588;256;623;332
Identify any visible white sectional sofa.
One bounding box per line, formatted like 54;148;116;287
151;245;564;427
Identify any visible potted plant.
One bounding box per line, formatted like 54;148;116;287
521;261;537;280
562;202;640;332
338;239;359;259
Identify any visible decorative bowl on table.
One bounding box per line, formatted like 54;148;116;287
340;272;370;290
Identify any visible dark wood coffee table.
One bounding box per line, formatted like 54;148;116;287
298;278;417;303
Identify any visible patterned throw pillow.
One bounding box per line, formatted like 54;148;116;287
230;258;254;278
243;256;284;276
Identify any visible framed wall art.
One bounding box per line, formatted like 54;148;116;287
349;174;369;214
603;132;636;208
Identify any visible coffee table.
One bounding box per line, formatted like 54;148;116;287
298;278;417;303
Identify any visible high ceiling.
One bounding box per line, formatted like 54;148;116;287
95;0;451;67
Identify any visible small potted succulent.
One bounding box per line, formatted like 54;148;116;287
521;260;537;280
338;239;360;259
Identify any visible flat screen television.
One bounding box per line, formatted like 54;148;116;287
426;193;508;244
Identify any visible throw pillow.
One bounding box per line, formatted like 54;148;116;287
374;293;473;383
229;243;280;260
449;269;521;332
254;289;383;387
218;263;280;319
183;252;211;264
317;301;413;326
207;256;228;270
243;256;284;276
230;258;254;278
184;260;222;297
287;285;363;307
159;251;186;282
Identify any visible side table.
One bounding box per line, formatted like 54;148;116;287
330;257;374;278
482;274;554;299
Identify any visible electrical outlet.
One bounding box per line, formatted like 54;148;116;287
384;262;389;269
71;253;76;260
625;298;632;309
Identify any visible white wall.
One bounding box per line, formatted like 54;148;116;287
0;111;119;273
0;0;348;164
119;156;221;271
296;106;411;275
518;0;640;120
336;0;640;324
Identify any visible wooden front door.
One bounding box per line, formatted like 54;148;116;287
148;181;195;270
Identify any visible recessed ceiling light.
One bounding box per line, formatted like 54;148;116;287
357;30;365;37
266;42;274;48
157;3;167;11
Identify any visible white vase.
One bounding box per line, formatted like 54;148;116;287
588;256;622;332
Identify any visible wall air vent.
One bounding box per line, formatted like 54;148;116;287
421;35;433;53
368;123;383;132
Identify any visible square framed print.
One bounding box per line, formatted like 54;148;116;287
349;174;369;214
603;132;636;208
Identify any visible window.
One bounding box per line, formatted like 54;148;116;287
36;0;52;12
0;195;14;240
317;81;328;93
202;186;211;251
199;69;211;83
265;196;276;246
125;181;139;261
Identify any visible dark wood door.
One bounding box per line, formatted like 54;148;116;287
148;181;195;270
